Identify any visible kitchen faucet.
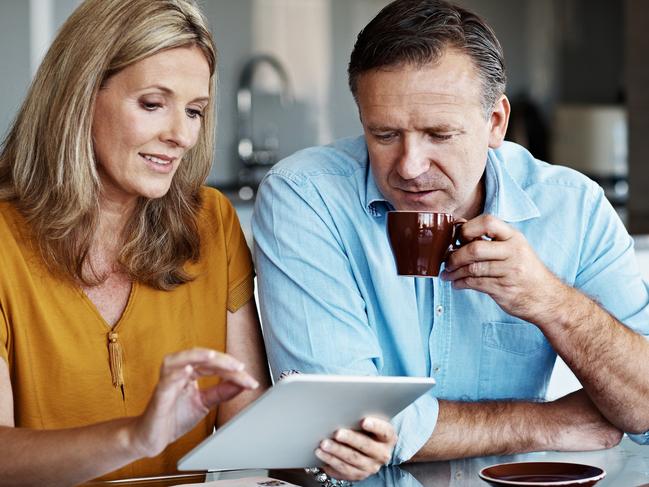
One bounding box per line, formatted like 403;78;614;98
236;54;292;188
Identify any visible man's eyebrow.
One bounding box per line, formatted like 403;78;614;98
139;84;210;104
423;123;462;132
366;125;398;132
366;123;461;132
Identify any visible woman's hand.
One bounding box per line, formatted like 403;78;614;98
131;348;259;457
315;416;397;481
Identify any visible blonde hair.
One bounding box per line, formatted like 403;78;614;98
0;0;217;290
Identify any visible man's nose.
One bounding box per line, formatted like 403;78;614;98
395;136;430;180
162;110;193;148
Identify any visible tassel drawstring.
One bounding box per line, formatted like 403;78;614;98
107;331;124;388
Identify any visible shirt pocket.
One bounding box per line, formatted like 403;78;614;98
478;320;555;400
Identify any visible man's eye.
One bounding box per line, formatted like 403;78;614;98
375;132;397;141
429;133;454;141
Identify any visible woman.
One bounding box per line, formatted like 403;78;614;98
0;0;395;485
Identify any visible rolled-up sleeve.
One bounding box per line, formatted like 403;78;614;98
576;186;649;333
389;393;439;463
252;170;437;463
576;186;649;443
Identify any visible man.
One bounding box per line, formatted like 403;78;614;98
252;0;649;471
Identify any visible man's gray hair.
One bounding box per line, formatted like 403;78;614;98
348;0;507;116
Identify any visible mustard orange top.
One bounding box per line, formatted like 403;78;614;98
0;187;254;482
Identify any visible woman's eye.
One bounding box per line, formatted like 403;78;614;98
186;108;204;119
141;102;162;111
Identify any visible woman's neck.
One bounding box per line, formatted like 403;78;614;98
90;193;138;274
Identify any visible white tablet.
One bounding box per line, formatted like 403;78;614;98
177;374;435;471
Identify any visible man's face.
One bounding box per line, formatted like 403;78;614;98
356;50;509;218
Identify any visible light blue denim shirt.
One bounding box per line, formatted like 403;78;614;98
252;137;649;462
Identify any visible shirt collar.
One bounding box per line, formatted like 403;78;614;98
360;138;393;216
365;165;392;216
364;142;540;222
484;145;540;222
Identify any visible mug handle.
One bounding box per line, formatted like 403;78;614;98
450;219;468;251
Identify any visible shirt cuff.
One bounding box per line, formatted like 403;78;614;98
390;393;439;464
366;466;422;486
626;431;649;445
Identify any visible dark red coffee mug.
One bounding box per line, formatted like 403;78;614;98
386;211;463;277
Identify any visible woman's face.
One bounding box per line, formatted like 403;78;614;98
92;45;211;206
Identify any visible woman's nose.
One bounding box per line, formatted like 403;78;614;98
162;110;193;148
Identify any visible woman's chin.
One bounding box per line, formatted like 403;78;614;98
136;178;176;200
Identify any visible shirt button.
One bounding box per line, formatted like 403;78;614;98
433;365;440;373
435;305;444;316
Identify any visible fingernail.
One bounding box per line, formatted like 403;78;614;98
247;378;259;389
363;418;374;429
315;448;325;459
321;439;332;450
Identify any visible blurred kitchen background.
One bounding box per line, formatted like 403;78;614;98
1;0;648;401
2;0;649;239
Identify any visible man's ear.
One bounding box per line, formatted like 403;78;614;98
488;94;511;149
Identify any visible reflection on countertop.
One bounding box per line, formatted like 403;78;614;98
272;436;649;486
397;436;649;487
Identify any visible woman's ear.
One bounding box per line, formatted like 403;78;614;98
488;94;511;149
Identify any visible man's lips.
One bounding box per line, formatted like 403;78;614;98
394;188;443;204
396;187;437;194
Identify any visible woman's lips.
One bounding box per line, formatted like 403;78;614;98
140;153;175;174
